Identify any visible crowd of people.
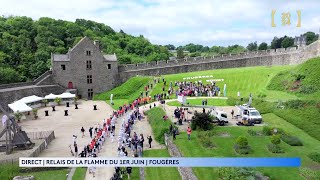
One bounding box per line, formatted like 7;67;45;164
173;80;221;97
70;96;157;179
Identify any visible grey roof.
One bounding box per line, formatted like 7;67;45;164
103;54;117;61
53;54;69;61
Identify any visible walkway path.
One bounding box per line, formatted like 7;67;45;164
85;101;164;180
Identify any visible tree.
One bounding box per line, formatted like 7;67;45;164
165;44;175;50
271;37;282;49
246;42;257;51
258;42;268;50
190;111;213;131
303;31;318;45
281;36;294;48
190;52;201;57
177;49;184;59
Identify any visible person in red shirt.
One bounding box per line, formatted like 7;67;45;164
187;127;192;140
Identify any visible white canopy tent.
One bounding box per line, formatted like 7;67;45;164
8;102;32;113
17;95;44;104
59;92;76;99
44;93;58;99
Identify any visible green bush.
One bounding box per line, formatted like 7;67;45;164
217;168;264;180
271;135;281;145
267;144;284;153
308;152;320;163
262;126;272;136
234;144;251;154
284;100;306;109
299;85;318;94
190;112;213;131
236;136;248;147
281;135;303;146
234;136;251;154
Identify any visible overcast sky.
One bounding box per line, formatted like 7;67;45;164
1;0;319;46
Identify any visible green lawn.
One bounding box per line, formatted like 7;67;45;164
19;169;69;180
72;167;87;180
167;98;228;107
150;66;297;101
0;164;69;180
173;113;320;180
122;149;181;180
144;149;181;180
94;76;153;109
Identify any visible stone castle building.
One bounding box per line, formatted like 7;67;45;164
51;37;118;99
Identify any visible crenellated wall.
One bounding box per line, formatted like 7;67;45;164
118;40;320;82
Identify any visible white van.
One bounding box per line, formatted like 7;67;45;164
211;109;228;126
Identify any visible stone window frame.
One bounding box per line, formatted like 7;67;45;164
107;64;111;69
87;75;93;84
86;50;91;56
61;64;66;70
88;88;93;98
86;60;92;70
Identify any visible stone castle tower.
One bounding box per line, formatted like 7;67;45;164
51;37;119;99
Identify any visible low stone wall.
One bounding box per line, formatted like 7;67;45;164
164;133;198;180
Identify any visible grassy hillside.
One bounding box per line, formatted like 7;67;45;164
151;65;297;101
94;76;152;109
267;57;320;100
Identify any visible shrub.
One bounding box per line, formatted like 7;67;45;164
308;152;320;163
262;126;285;136
217;168;265;180
42;99;48;107
190;112;213;131
54;97;62;105
267;144;284;153
32;109;38;119
234;136;251;154
262;126;272;136
271;135;281;145
299;85;317;94
284;100;305;109
14;111;23;122
281;135;303;146
236;136;248;147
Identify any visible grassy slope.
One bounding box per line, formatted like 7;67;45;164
72;167;87;180
144;149;181;180
145;107;174;144
94;76;152;109
167;98;228;107
267;57;320;100
150;66;297;101
174;113;320;180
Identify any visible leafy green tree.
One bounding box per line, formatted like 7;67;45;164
258;42;268;50
281;37;294;48
165;44;175;50
303;31;318;45
177;48;184;59
0;67;21;84
247;41;258;51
